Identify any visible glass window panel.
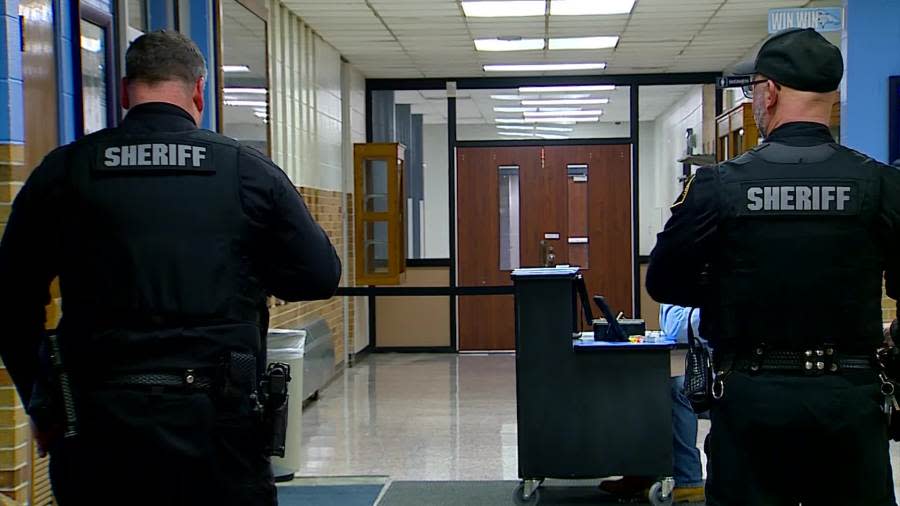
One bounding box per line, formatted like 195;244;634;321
639;84;708;258
364;221;390;275
499;165;520;271
456;87;630;141
221;0;269;154
364;159;389;213
567;164;588;268
128;0;148;32
373;89;448;259
80;20;107;135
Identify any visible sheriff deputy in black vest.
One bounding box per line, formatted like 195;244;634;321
0;30;341;505
647;28;900;506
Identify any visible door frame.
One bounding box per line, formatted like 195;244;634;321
336;72;723;352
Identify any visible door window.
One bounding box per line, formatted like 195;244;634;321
498;165;520;271
80;19;108;134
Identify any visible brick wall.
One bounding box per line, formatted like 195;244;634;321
268;187;354;366
0;143;42;503
884;283;897;325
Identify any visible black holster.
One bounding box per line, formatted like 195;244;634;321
258;362;291;458
30;334;79;438
876;346;900;441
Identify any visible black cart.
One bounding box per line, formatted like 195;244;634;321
512;268;676;505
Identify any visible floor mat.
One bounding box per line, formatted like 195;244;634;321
376;481;705;506
277;484;384;506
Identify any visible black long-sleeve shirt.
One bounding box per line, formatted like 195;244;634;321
647;122;900;349
0;102;341;407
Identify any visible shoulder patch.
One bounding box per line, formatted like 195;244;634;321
671;174;696;208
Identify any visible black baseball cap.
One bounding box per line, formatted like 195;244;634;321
732;28;844;92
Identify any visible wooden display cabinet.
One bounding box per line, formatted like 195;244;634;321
353;143;406;285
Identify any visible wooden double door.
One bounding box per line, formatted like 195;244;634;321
457;145;633;351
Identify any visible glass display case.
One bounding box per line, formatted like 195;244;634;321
354;143;406;285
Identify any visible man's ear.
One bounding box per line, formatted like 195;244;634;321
192;77;205;114
121;78;131;110
765;80;779;110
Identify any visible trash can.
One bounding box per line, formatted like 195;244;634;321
266;328;306;481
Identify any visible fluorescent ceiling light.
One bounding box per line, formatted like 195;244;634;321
498;131;536;137
522;98;609;105
224;100;268;107
497;125;535;130
537;107;581;112
462;1;545;17
536;126;574;132
491;94;527;100
542;94;591;99
222;65;251;73
254;112;268;118
524;110;603;117
81;36;102;53
484;63;607;72
549;36;620;50
224;87;267;95
494;107;538;113
253;107;267;113
536;133;569;139
497;117;600;124
475;38;544;52
519;85;616;93
550;0;636;16
497;118;578;124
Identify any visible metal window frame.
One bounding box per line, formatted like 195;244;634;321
355;72;723;352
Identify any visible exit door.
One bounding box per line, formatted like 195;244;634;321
457;145;633;351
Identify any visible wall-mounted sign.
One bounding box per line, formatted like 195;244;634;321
768;7;843;34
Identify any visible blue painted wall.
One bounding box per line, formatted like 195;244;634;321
0;0;24;145
187;0;216;130
148;0;173;31
841;0;900;163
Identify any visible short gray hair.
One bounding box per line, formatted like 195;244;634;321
125;30;207;86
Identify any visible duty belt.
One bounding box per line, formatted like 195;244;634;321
718;345;874;375
106;369;214;391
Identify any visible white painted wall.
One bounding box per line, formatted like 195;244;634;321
423;123;450;258
639;86;705;255
269;1;344;191
343;63;370;354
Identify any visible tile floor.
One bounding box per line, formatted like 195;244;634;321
298;353;900;497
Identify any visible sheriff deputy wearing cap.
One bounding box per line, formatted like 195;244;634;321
647;28;900;506
0;31;341;505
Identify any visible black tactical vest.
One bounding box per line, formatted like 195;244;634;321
55;127;266;374
703;141;887;353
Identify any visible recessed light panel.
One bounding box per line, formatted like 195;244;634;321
550;0;636;16
549;36;620;50
519;85;615;93
475;38;545;52
462;1;545;17
524;110;604;117
522;98;609;106
484;63;607;72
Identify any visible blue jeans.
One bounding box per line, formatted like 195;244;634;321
671;376;704;488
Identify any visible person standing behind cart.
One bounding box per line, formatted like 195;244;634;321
599;304;706;503
647;28;899;506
